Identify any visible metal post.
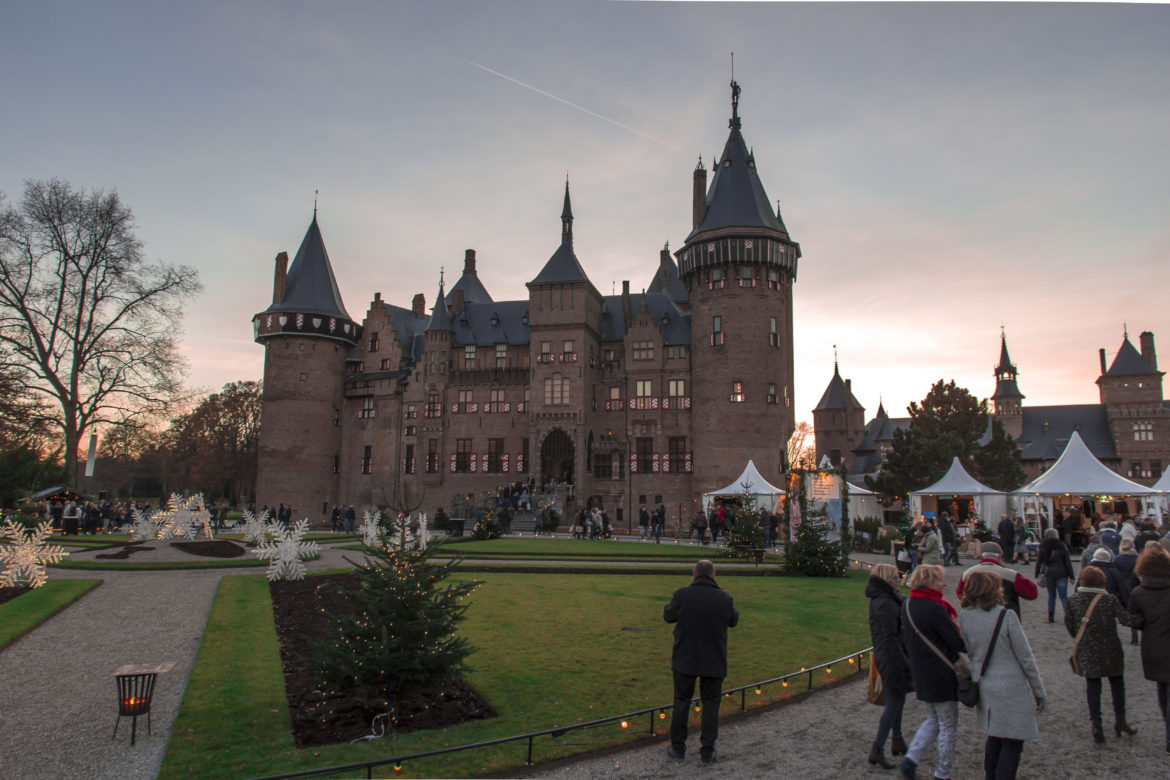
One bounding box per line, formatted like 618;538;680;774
526;735;534;765
740;689;746;711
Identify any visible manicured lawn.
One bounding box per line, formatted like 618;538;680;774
160;569;870;778
0;578;103;650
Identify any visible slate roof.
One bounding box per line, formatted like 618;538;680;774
647;252;688;303
686;120;789;241
991;378;1024;400
1106;338;1158;376
600;292;690;345
849;405;911;477
814;364;863;412
262;216;352;320
425;284;452;333
449;272;493;305
449;300;531;347
1015;404;1117;461
530;182;592;286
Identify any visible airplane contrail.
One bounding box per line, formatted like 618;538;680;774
465;59;683;152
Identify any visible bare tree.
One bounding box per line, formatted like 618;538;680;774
786;420;816;470
162;381;261;504
0;179;201;487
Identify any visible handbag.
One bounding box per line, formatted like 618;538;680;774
906;602;1006;708
867;657;885;705
1037;564;1048;588
1069;593;1103;675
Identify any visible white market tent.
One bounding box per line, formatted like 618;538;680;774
846;480;885;523
1014;431;1159;527
703;459;785;513
1154;470;1170;518
908;457;1007;523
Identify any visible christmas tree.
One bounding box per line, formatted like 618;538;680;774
787;508;847;577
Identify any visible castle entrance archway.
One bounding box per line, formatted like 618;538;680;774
541;429;574;486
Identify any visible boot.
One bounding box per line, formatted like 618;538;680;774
1114;718;1137;737
1048;613;1054;623
868;745;896;769
891;734;908;756
1091;721;1105;744
897;757;917;779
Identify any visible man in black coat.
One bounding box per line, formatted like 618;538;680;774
663;560;739;764
997;514;1016;558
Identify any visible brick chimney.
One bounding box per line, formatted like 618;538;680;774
412;293;426;318
272;251;288;304
692;159;707;230
464;248;477;275
1099;348;1108;375
1140;331;1157;369
621;280;631;325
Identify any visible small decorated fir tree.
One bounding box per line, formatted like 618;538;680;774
725;507;766;558
787;508;847;577
471;508;501;540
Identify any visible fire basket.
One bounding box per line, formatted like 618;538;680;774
112;662;174;745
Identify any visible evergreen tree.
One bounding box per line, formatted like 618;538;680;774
974;419;1026;491
315;539;479;709
725;506;765;557
787;509;847;577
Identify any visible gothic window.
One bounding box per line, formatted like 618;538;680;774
739;266;756;288
1153;460;1163;479
609;386;621;400
709;267;725;290
636;380;653;399
490;389;505;407
594;452;614;479
667;345;688;359
768;267;781;290
404;403;417;419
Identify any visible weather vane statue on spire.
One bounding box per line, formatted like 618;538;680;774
729;65;741;131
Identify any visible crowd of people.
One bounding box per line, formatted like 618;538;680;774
867;535;1170;779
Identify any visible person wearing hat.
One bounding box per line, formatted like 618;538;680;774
1085;547;1131;605
957;542;1039;620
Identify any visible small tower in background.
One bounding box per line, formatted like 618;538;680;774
990;330;1024;440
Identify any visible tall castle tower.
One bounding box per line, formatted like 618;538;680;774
813;360;865;468
990;330;1024;440
252;214;359;518
1097;330;1168;482
675;81;800;485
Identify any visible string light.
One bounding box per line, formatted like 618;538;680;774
620;720;628;729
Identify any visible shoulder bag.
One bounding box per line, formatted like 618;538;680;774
906;602;1006;708
866;656;885;705
1069;594;1103;675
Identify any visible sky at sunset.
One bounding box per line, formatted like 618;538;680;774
2;1;1168;427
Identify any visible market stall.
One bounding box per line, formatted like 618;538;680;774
702;460;785;514
908;457;1005;555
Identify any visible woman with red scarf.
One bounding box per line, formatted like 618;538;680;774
898;564;966;780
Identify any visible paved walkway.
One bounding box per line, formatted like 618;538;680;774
530;553;1170;779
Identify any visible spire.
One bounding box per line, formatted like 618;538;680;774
426;278;453;333
261;213;352;321
996;329;1016;378
561;176;573;246
992;329;1024;408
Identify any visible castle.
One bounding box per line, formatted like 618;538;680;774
813;330;1170;487
252;83;800;525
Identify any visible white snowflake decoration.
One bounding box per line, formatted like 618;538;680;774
155;494;191;541
185;493;214;540
240;509;269;545
253;518;320;581
0;519;68;588
128;505;159;543
418;513;428;551
384;512;416;549
359;510;384;548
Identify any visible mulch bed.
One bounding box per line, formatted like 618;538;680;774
270;573;495;747
95;544;156;559
0;586;31;607
170;540;247;558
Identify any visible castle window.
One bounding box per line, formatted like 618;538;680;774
544;373;569;406
632;340;654;360
333;454;339;474
769;317;778;347
520;437;529;473
405;425;416;436
767;383;778;404
739;266;756;288
635;437;654;474
404;444;415;474
361;446;372;475
667;345;688;359
668;437;687;473
380;358;393;370
425;393;441;418
496;343;508;368
610;386;621;400
464;345;477;369
456;439;473;473
540;341;552;362
490;389;505;409
359;397;375;419
711;316;724;346
709;267;725;290
768;267;781;290
1129;460;1143;479
594;452;614;480
636;380;653;400
668;379;686;402
488;438;504;472
368;332;379;352
405;403;417;419
730;381;745;403
1134;421;1154;441
563;340;574;360
1153;460;1162;479
426;439;439;473
604;348;616;363
458;389;473;412
349;361;365;374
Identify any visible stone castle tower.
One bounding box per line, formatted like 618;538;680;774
812;360;866;468
675;80;800;485
252;215;359;516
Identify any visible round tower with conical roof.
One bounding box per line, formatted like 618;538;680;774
675;81;801;486
252;214;359;519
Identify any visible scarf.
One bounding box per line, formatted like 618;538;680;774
910;587;958;622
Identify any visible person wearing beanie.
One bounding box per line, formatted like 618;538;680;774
1100;522;1122;557
1081;534;1105;572
1084;547;1129;604
957;542;1039;620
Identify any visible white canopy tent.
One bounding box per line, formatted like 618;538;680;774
1014;431;1160;526
1153;470;1170;518
846;480;885;523
702;459;785;513
908;457;1007;523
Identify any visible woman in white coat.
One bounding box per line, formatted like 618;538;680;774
959;570;1046;780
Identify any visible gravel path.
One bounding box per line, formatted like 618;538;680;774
529;554;1170;779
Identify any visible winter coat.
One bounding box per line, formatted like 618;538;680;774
939;518;957;546
1064;588;1136;679
866;577;914;697
997;517;1016;550
1035;538;1073;583
960;606;1045;740
1084;560;1128;606
1099;528;1121;556
918;531;942;565
1128;555;1170;683
664;575;739;678
902;596;966;703
1113;553;1139;600
958;559;1039;619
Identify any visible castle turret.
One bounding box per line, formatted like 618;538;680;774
813;360;865;468
675;79;800;487
990;330;1024;439
252;213;359;518
1097;329;1167;482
